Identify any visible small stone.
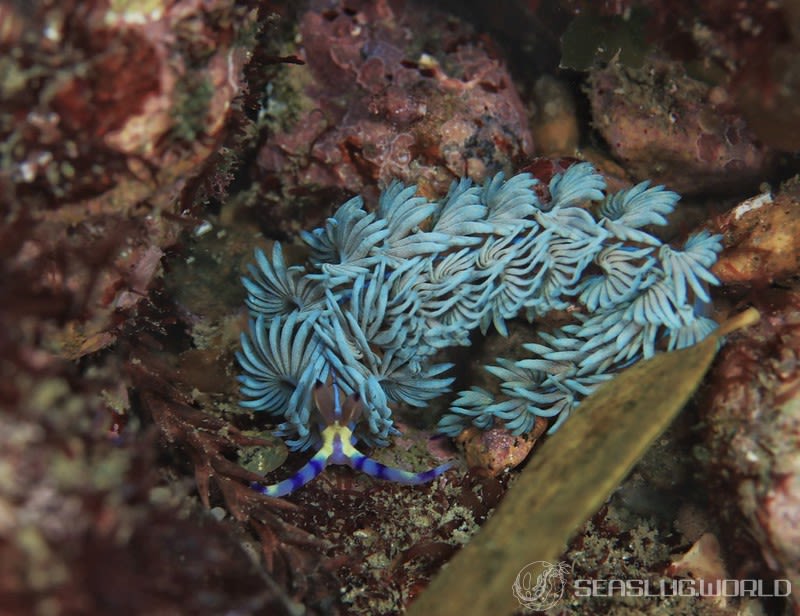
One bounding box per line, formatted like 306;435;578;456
456;421;546;477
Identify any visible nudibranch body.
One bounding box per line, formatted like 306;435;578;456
238;163;724;497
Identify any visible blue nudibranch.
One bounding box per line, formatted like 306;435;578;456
250;378;451;497
237;162;723;496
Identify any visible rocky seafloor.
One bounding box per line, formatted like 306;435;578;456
2;1;800;614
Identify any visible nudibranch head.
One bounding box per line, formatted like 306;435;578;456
250;378;451;498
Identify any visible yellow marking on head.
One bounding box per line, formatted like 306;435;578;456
319;422;355;457
318;424;337;457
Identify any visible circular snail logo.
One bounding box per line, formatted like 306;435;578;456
512;560;570;612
